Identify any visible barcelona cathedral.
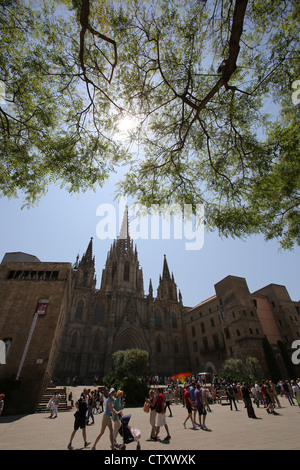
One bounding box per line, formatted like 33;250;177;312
1;210;300;413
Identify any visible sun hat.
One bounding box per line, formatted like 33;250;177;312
108;388;115;395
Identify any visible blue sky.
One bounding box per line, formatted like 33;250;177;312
0;173;299;307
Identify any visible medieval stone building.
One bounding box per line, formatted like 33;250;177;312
54;227;190;381
1;212;299;413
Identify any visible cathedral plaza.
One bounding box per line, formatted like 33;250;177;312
0;386;299;452
1;209;300;417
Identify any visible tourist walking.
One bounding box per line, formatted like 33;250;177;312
153;388;171;441
261;381;276;414
241;383;257;419
147;389;157;439
226;384;238;411
91;388;121;450
68;391;74;408
254;381;262;405
251;383;260;408
281;380;295;406
49;390;61;418
113;390;123;447
194;384;207;429
164;388;172;417
183;384;196;429
201;385;212;412
67;389;90;450
189;382;198;424
86;390;95;425
268;381;281;408
99;390;104;412
291;380;300;407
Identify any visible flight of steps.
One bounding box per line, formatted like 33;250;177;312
36;387;71;413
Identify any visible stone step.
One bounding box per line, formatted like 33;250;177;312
36;387;72;413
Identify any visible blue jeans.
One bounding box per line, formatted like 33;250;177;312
285;391;294;405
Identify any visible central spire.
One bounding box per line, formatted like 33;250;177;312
119;205;130;240
100;207;144;295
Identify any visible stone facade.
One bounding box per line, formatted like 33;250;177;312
185;275;300;378
1;218;299;413
0;259;71;413
54;231;190;381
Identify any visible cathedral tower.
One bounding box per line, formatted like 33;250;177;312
100;208;144;296
157;254;178;301
73;237;96;289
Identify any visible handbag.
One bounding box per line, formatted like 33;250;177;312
143;401;150;413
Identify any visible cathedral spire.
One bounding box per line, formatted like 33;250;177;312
157;254;177;301
148;278;153;299
79;237;94;266
162;254;171;280
119;206;129;240
75;237;96;288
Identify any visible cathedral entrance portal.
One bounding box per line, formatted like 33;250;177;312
112;326;149;355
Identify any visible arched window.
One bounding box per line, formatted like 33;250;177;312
171;311;178;328
94;302;104;323
124;261;130;281
155;309;162;329
156;337;162;353
71;331;78;349
174;338;179;354
75;300;84;320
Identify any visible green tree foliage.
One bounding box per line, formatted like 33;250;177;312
221;358;245;382
104;348;149;405
0;0;125;205
110;0;300;249
221;356;263;384
245;356;263;384
1;0;299;248
113;348;149;379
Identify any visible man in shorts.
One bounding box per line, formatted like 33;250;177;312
68;389;90;450
153;388;171;441
195;383;207;429
183;384;196;429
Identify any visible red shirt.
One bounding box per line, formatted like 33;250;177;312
184;390;191;407
157;393;165;413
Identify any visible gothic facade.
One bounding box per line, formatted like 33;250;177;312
1;214;300;412
54;217;190;381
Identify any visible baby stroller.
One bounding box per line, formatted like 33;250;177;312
118;414;141;450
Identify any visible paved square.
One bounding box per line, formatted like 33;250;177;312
0;387;299;451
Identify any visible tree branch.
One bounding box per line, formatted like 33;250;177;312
79;0;117;84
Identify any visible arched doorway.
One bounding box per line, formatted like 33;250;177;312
112;326;149;354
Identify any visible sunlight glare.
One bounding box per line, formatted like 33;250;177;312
117;114;139;134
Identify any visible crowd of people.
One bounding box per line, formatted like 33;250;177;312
44;374;300;451
141;376;300;444
2;374;299;450
67;387;125;450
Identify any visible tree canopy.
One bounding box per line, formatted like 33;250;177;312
221;356;263;383
112;348;149;379
0;0;299;248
